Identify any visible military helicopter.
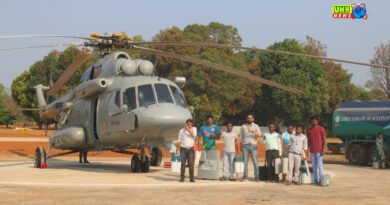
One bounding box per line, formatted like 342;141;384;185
1;33;389;172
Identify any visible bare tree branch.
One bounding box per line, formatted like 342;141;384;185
368;41;390;98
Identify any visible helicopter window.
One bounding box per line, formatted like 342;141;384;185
138;84;156;107
169;85;186;107
89;66;102;80
123;87;137;110
155;84;174;104
80;67;92;83
114;90;121;108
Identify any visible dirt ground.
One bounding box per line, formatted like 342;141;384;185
0;128;254;158
0;128;339;158
0;127;55;138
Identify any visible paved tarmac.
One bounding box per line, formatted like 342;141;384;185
0;156;389;205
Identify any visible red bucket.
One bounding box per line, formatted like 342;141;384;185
164;162;171;168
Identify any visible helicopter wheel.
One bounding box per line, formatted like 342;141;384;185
140;155;150;173
150;147;162;166
34;146;47;168
131;155;141;173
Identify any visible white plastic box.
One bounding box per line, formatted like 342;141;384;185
274;158;282;174
282;157;288;174
320;174;330;186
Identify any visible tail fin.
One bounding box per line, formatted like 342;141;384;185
34;84;50;108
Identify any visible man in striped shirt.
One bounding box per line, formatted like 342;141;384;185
285;125;308;185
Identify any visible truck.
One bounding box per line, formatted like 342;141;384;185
332;100;390;166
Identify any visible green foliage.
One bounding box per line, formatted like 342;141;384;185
11;47;96;125
300;36;381;130
0;83;16;127
242;39;329;125
150;22;256;126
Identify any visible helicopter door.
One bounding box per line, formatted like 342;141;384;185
123;87;137;131
91;97;100;140
103;89;136;134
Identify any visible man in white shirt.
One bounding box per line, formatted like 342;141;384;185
176;119;197;182
221;122;239;181
240;114;262;182
280;124;294;182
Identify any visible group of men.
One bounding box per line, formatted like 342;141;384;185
176;114;327;185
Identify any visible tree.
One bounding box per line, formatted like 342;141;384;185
366;41;390;98
151;22;255;125
11;47;96;128
0;83;16;128
243;39;330;125
301;36;358;128
301;36;386;132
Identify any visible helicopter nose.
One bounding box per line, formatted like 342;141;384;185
138;104;192;140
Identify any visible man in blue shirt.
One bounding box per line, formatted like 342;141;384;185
198;115;221;150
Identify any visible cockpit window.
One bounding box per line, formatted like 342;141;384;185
155;84;174;103
123;87;137;110
138;84;156;107
80;67;92;83
169;85;186;107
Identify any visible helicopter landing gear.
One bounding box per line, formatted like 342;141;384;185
131;155;141;173
150;147;162;166
113;148;150;173
34;146;47;168
140;155;150;172
130;154;150;173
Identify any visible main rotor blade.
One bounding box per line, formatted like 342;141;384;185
19;108;41;111
0;34;89;40
0;43;84;51
133;41;390;69
133;46;303;94
47;51;95;96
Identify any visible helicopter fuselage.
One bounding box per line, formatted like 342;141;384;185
41;51;192;152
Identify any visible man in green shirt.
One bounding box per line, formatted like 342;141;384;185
198;115;221;150
261;123;282;182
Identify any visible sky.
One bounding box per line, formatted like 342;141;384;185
0;0;389;88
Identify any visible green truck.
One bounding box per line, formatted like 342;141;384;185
333;101;390;165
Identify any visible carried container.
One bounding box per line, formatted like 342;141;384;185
233;156;244;174
274;158;282;174
282;157;288;174
300;152;312;184
198;150;220;180
171;155;181;173
194;142;201;167
320;174;330;186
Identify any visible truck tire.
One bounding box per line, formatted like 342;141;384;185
347;144;367;165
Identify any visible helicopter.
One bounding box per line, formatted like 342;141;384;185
1;32;389;173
